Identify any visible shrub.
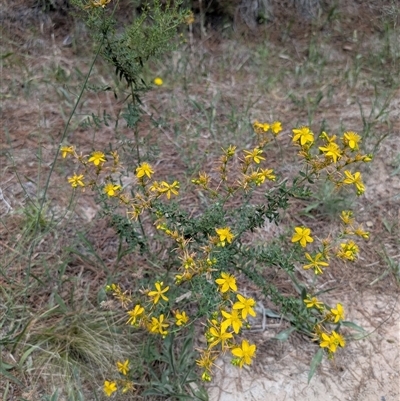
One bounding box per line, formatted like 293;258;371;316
56;0;372;396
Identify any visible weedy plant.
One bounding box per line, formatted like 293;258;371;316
45;0;375;397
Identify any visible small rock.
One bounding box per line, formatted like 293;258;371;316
62;35;72;47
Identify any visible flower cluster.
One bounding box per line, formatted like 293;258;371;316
61;146;180;220
291;209;369;275
191;122;281;195
291;208;369;360
291;127;372;196
63;147;121;190
105;282;175;338
85;0;111;9
304;296;346;357
198;274;257;381
61;119;371;389
102;279;184;396
289;175;370;362
155;220;257;379
103;359;135;396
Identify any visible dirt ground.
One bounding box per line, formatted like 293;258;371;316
207;292;399;401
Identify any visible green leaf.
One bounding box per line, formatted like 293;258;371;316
0;367;23;386
0;362;15;370
49;389;59;401
122;103;141;128
272;327;296;341
97;287;107;305
1;52;13;60
264;309;281;319
0;359;22;386
341;320;366;333
18;340;47;369
308;348;323;383
54;293;67;313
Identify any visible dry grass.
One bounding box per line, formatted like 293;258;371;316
1;2;400;400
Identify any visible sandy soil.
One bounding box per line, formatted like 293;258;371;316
207;293;399;401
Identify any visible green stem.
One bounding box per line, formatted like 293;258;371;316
26;36;106;283
128;83;149;245
129;82;142;164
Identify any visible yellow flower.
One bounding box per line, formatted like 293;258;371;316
343;131;361;150
215;272;237;293
291;226;313;248
320;131;337;143
340;210;354;225
319;142;342;163
319;332;336;353
109;284;131;307
271;121;282;135
192;171;211;187
159;181;180;199
60;145;74;158
292;126;314;146
136;162;154;179
353;225;369;239
208;323;233;349
196;349;217;372
244;147;265;164
257;168;276;183
330;303;345;323
149;181;161;192
68;173;85;188
127;304;145;325
175;310;189;326
149;314;169;336
180;251;196;269
221;309;243;334
231;339;256;368
343;171;365;195
154;77;163;86
104;182;121;197
303;252;329;275
201;371;212;381
103;381;117;397
148;281;169;304
244;171;262;187
222;145;237;157
336;240;360;262
320;331;345;353
337;240;359;261
86;0;111;8
88;151;106;166
215;227;234;246
253;121;270;132
304;296;324;310
332;331;346;348
121;381;135;393
106;283;119;292
185;11;195;25
232;294;256;320
175;274;183;284
116;359;130;376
